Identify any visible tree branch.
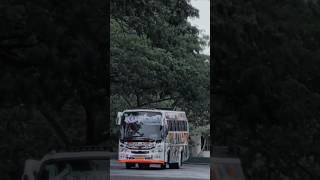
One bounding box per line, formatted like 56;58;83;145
138;96;181;107
121;95;133;108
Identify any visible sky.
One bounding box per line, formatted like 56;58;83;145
188;0;210;55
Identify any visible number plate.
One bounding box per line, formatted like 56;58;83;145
135;156;145;159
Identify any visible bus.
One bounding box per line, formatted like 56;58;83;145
116;109;189;169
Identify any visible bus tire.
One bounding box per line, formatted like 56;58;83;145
168;163;174;169
160;163;166;169
167;151;174;169
180;151;183;167
138;164;150;169
126;163;134;169
170;152;182;169
176;156;182;169
169;162;180;169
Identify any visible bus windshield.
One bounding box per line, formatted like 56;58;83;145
121;111;162;141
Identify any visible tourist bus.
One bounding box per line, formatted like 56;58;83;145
116;109;189;169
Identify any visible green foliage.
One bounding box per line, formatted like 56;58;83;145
110;0;210;131
213;0;320;179
0;0;106;179
0;0;209;179
190;123;210;137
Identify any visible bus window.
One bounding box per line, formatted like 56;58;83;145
184;121;187;131
181;121;184;131
175;121;178;131
177;121;181;131
171;121;174;131
181;121;186;131
176;121;179;131
173;121;176;131
168;120;173;131
185;121;188;131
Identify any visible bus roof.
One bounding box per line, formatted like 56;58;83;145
123;109;187;121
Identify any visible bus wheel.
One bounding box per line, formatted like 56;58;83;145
160;163;166;169
168;163;174;169
138;164;150;169
167;152;174;169
169;162;180;169
176;160;182;169
169;152;182;169
180;151;183;167
126;163;134;169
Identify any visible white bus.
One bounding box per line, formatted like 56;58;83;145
116;109;189;169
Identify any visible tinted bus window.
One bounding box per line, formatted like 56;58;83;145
168;120;188;131
176;121;180;131
168;120;173;131
181;121;185;131
185;121;188;131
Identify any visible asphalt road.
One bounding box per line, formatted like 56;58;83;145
110;160;210;180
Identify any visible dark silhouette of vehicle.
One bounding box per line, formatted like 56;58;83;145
21;146;116;180
212;146;246;180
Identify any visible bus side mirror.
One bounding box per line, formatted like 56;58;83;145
116;112;123;125
161;126;168;138
160;126;164;138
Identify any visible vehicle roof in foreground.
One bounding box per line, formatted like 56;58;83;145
41;151;117;163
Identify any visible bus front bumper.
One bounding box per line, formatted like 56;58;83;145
118;160;165;164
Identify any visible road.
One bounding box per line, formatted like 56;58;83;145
110;160;210;180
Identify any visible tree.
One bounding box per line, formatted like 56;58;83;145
212;0;320;179
0;0;107;179
110;1;210;162
110;0;210;130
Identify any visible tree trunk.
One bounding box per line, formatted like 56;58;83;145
136;93;141;107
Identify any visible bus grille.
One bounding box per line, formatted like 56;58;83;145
131;151;149;154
